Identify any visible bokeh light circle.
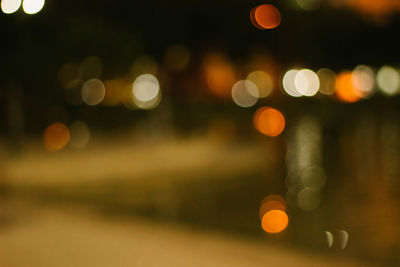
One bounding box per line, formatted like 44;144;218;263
251;4;281;30
376;65;400;96
231;80;259;108
261;210;289;234
1;0;21;14
81;79;106;106
246;70;274;98
335;71;360;103
282;69;302;97
132;74;160;102
254;107;285;137
22;0;45;14
295;69;320;96
43;122;70;152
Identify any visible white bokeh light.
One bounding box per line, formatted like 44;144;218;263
295;69;320;97
1;0;21;14
22;0;45;14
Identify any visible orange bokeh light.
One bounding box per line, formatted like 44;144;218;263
259;194;286;219
203;54;236;98
261;210;289;234
336;71;360;103
43;122;70;152
254;107;285;137
251;4;281;30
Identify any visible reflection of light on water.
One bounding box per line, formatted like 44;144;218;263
282;69;302;97
43;122;70;152
246;70;274;98
69;121;91;149
231;80;259;108
295;69;320;97
22;0;44;14
285;116;325;211
376;65;400;96
1;0;21;14
261;210;289;234
81;79;106;106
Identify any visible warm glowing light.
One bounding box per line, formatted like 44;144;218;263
246;70;274;98
317;68;336;95
164;44;191;71
295;69;320;96
231;80;259;108
22;0;44;14
282;69;302;97
132;74;161;110
79;56;103;81
259;194;286;219
203;54;236;98
254;107;285;137
69;121;90;149
81;79;106;106
335;71;360;103
376;65;400;96
352;65;375;98
43;122;70;152
103;78;128;106
251;4;281;30
261;210;289;234
337;230;349;250
1;0;21;14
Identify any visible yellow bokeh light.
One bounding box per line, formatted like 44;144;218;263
22;0;44;14
295;69;320;97
69;121;90;149
261;210;289;234
246;70;274;98
43;122;70;152
1;0;21;14
352;65;375;98
251;4;281;30
254;107;285;137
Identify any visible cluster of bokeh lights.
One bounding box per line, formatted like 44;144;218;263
1;0;44;14
260;194;289;234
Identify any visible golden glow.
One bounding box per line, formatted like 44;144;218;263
261;210;289;234
81;79;106;106
376;65;400;96
251;4;281;30
325;231;334;248
103;78;128;106
317;68;336;95
22;0;44;14
43;122;70;152
282;69;302;97
203;54;236;98
1;0;21;14
164;44;191;71
295;69;320;97
259;194;286;219
246;70;274;98
231;80;259;108
254;107;285;137
335;71;360;103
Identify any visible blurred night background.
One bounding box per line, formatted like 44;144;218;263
1;0;400;266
